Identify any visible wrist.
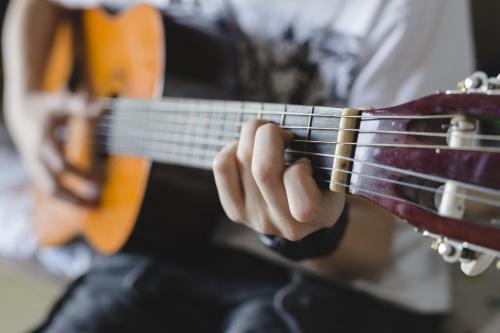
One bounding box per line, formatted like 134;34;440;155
257;202;350;261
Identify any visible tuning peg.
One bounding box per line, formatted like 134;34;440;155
437;242;455;257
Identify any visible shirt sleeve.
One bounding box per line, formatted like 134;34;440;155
348;0;475;109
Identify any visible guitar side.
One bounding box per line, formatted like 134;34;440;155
37;5;164;253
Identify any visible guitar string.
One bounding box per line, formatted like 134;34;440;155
66;99;500;210
103;97;500;141
110;137;494;221
93;123;500;154
106;139;500;209
95;126;500;196
113;138;441;216
326;180;439;214
106;100;458;119
107;96;500;126
102;133;500;197
102;138;500;208
321;167;500;208
99;111;500;143
92;115;500;196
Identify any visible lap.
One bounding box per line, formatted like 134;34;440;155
33;247;445;333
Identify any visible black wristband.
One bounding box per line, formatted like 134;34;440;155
257;203;350;261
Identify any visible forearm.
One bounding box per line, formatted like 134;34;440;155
301;196;395;280
3;0;64;144
3;0;63;104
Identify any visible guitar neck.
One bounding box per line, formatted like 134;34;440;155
98;97;349;188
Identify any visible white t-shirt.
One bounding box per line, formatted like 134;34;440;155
54;0;475;313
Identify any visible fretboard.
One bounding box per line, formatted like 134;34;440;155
97;97;345;186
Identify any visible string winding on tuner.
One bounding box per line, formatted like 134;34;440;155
448;71;500;95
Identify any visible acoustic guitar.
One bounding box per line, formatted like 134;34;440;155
37;5;500;275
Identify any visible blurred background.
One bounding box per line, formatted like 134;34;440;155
0;1;499;332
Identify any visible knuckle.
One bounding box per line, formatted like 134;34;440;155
282;227;304;242
254;215;274;235
256;123;278;137
252;160;276;183
236;147;253;166
212;150;233;175
226;209;244;224
293;202;322;223
242;119;262;133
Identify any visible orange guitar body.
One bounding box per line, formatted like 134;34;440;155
37;5;165;254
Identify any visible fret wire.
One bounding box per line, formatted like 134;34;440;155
305;106;315;153
219;102;227;144
209;105;217;150
189;103;196;157
237;101;244;132
196;103;205;160
142;101;153;156
193;103;204;161
280;104;286;128
173;108;180;155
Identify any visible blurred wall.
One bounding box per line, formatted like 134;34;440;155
0;0;7;121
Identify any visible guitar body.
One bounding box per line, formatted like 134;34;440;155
38;5;164;253
38;5;239;253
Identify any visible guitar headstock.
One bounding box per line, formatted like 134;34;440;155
348;72;500;276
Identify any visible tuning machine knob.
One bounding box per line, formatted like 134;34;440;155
452;71;500;94
425;231;498;276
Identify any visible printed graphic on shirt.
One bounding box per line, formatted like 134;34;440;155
158;0;364;106
227;17;363;106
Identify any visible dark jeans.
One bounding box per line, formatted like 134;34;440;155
34;246;445;333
